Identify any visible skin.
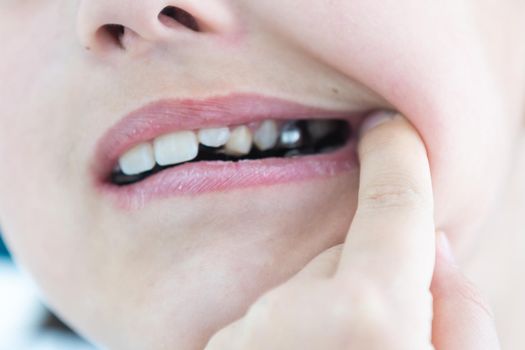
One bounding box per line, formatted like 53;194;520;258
0;0;523;349
207;115;499;350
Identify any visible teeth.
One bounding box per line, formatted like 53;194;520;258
284;149;302;158
319;146;339;154
118;142;156;176
253;120;278;151
307;120;338;141
115;119;348;177
198;127;230;148
279;121;305;149
153;131;199;166
224;126;253;155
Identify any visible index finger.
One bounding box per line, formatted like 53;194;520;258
336;112;435;290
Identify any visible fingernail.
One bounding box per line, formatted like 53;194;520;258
436;231;457;264
359;110;397;137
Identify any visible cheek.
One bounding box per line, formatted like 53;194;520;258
0;1;95;311
0;2;71;104
256;0;517;245
0;3;74;186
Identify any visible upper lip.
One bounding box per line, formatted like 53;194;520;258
91;93;367;183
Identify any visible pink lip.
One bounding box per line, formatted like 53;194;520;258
92;93;366;209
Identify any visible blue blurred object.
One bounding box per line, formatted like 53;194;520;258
0;231;10;258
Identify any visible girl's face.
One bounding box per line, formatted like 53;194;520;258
1;1;524;348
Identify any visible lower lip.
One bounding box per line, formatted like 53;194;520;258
97;141;358;210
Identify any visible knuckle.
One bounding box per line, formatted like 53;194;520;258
456;276;495;319
205;332;229;350
360;176;428;210
236;291;282;345
331;279;390;327
245;289;279;323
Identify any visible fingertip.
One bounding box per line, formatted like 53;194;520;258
358;110;398;139
356;111;433;208
357;111;427;161
339;111;435;289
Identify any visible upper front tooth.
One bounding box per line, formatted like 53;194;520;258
224;126;253;155
154;131;199;166
118;142;156;176
198;127;230;147
254;120;278;151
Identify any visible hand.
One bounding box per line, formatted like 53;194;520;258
205;113;500;350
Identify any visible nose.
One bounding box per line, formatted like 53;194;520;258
77;0;238;53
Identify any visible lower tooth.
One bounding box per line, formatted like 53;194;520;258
284;149;302;158
319;146;339;154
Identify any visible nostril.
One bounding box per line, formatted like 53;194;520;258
159;6;200;32
97;24;126;49
86;6;202;52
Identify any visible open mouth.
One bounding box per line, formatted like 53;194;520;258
111;119;351;186
93;94;364;208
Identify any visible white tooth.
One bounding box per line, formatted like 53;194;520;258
118;142;156;176
224;126;253;155
154;131;198;166
198;127;230;147
253;120;278;151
